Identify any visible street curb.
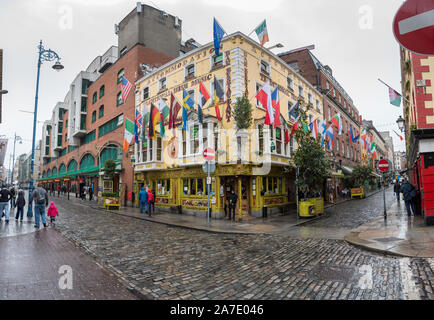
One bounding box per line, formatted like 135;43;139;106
343;235;412;258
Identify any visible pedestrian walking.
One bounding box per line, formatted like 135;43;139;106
89;184;94;201
400;179;417;217
138;187;148;214
30;184;49;229
394;180;401;202
9;186;16;208
57;184;61;197
227;190;238;221
0;184;12;223
327;183;334;204
147;188;154;216
14;189;26;221
47;202;59;224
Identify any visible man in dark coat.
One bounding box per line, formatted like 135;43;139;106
393;181;401;202
15;189;26;221
0;185;12;223
400;180;417;217
227;190;238;221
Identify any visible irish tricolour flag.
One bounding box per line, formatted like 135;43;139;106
123;118;135;152
389;88;402;107
254;20;269;48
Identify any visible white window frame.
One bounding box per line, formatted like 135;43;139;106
255;81;264;109
142;86;149;101
316;99;320;111
308;93;313;104
298;85;304;98
140;137;163;163
210;52;225;70
184;63;196;80
287;76;294;91
158;77;167;91
260;59;270;75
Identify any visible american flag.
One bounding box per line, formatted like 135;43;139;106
121;76;133;104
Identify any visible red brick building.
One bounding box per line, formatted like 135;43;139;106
278;47;362;173
39;44;173;204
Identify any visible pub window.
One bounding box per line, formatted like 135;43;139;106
202;123;208;149
262;177;267;194
149;139;154;162
190;178;197;195
159;77;167;91
258;124;264;155
260;60;270;75
183;179;189;195
182;130;187;156
197;179;204;196
212;54;223;68
298;86;304;98
142;87;149;100
278;177;282;194
185;64;195;79
157;137;162;161
142;139;148;162
276;127;282;155
190;124;200;154
166;180;171;194
268;177;273;194
287;76;294;90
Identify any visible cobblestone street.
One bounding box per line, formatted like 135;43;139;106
34;190;432;300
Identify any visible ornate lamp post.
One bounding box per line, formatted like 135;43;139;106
27;41;64;217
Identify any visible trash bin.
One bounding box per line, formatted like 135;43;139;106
299;200;316;218
177;205;182;214
262;206;268;218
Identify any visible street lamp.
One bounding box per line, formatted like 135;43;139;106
27;40;64;218
396;116;405;132
11;133;22;185
267;43;284;50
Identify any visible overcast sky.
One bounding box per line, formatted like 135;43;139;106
0;0;406;170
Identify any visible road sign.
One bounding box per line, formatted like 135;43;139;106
203;148;215;161
393;0;434;56
202;162;216;175
378;159;390;173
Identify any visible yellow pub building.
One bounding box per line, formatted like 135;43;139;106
133;32;323;219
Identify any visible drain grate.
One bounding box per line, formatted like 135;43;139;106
309;264;358;283
374;237;404;243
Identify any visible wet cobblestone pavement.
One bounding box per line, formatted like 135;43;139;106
47;193;434;300
0;228;137;300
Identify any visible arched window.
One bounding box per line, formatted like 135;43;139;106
80;154;95;170
99;85;105;98
67;160;78;173
100;145;120;167
52;167;57;176
42;171;46;178
47;169;51;177
59;164;66;175
117;69;124;84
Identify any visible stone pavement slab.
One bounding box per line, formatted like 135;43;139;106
345;202;434;258
0;228;138;300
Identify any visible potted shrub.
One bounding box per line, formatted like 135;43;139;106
292;108;330;215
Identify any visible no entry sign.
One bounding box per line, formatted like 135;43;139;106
378;159;390;173
203;148;215;161
393;0;434;56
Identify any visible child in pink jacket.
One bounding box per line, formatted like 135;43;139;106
47;202;59;224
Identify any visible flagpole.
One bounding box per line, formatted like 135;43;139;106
377;78;411;104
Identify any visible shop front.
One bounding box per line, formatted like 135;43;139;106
134;164;294;220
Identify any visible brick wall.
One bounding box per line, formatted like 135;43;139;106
41;44;173;203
